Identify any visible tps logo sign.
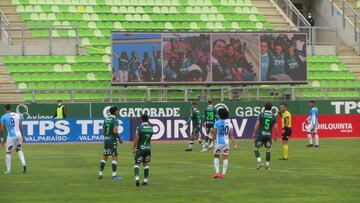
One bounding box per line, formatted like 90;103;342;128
331;101;360;114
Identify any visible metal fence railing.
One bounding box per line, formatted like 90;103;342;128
0;8;11;44
330;0;360;54
273;0;311;27
0;25;80;55
7;86;359;103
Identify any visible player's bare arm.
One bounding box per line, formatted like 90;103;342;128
285;117;289;127
19;120;25;142
132;134;139;155
211;128;217;143
230;129;237;150
274;123;278;142
113;127;123;144
112;52;119;58
252;120;260;139
0;123;4;145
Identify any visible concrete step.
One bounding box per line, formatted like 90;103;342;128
252;0;292;28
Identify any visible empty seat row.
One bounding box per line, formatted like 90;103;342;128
12;72;110;82
3;55;110;64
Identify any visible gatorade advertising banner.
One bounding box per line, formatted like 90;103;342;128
0;100;359;120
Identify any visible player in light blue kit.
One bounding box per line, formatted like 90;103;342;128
211;108;237;179
305;100;319;147
0;104;27;174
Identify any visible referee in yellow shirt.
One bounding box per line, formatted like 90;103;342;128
279;103;291;160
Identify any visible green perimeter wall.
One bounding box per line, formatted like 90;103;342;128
0;100;358;119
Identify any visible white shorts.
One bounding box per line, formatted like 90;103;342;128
306;124;318;133
214;144;229;155
6;136;23;152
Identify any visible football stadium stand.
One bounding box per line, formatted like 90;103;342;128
0;0;359;103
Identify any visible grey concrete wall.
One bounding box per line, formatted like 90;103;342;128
313;0;358;52
0;39;78;55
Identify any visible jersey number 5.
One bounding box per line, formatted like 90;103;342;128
264;119;270;129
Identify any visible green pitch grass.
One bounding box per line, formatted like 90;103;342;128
0;139;359;203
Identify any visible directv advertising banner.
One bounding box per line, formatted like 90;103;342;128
130;116;256;141
22;118;131;143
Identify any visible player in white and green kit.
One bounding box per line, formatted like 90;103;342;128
202;99;217;151
97;106;123;180
185;102;205;152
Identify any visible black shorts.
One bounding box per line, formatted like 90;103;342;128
103;142;118;156
282;127;292;141
255;134;272;148
205;123;214;134
135;149;151;164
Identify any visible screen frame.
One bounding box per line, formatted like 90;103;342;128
110;31;308;86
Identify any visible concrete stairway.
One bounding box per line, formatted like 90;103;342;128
332;0;360;41
324;1;360;79
0;57;24;103
252;0;293;29
338;45;360;79
0;0;33;44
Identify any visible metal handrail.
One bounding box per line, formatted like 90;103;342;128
0;9;10;25
0;8;11;44
273;0;311;27
0;25;80;55
331;0;360;54
6;86;359;103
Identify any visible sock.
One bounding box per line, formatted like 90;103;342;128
315;134;319;146
266;152;271;166
134;165;140;181
254;150;261;163
188;141;194;149
205;136;209;144
17;150;26;166
214;158;220;173
6;154;11;172
222;159;228;175
144;165;149;182
283;144;289;159
307;134;313;145
99;160;106;176
111;160;117;176
208;137;213;145
201;140;206;149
